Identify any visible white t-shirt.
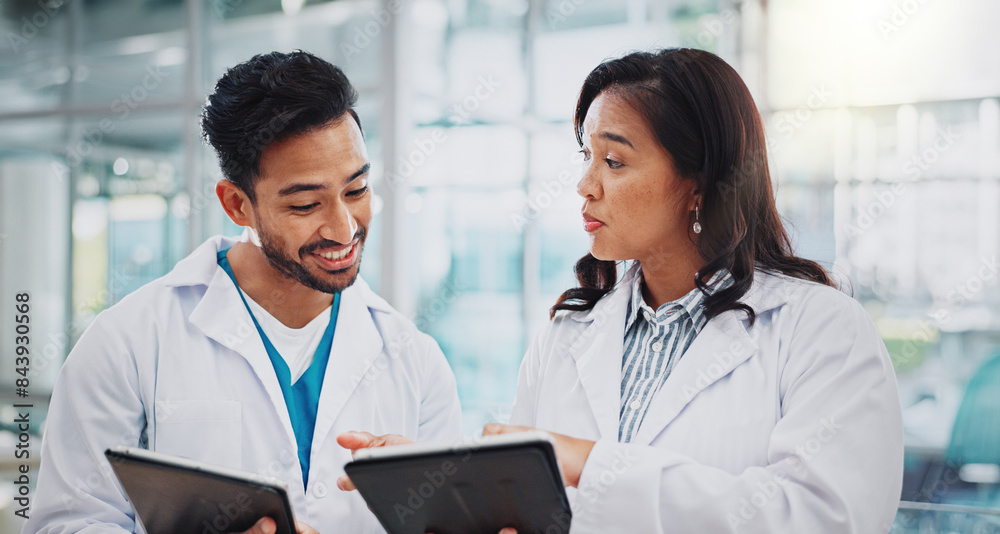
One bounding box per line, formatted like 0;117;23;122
242;294;332;384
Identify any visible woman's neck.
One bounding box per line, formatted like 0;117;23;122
638;248;703;309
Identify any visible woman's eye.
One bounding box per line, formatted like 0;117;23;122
605;158;623;170
290;203;319;211
347;185;369;197
578;149;591;162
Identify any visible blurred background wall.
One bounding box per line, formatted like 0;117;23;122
1;0;999;531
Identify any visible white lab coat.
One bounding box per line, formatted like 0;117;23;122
510;264;904;533
25;234;463;534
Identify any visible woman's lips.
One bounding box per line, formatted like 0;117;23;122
582;214;604;232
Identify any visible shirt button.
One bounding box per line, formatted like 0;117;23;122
651;341;663;352
630;400;642;410
313;481;328;498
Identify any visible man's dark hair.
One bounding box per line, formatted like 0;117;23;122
201;50;362;202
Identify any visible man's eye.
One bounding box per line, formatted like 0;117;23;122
347;185;369;197
290;203;319;211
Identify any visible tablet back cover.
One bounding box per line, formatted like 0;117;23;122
107;453;296;534
345;443;571;534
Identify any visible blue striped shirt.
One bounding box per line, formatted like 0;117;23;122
619;268;733;443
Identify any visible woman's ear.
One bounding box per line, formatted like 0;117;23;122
216;180;254;227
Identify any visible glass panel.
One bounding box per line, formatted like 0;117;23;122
0;0;73;113
0;121;72;393
208;2;380;93
892;503;1000;533
414;188;525;432
67;111;184;329
72;0;187;107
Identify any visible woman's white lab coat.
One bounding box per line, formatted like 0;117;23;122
25;234;462;534
510;264;904;533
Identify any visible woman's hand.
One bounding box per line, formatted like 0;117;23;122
237;517;319;534
335;430;414;491
482;424;595;488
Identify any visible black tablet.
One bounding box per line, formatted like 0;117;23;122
344;430;572;534
105;446;297;534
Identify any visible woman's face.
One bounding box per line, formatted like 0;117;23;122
577;90;698;265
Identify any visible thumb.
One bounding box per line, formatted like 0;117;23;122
337;431;383;450
243;517;276;534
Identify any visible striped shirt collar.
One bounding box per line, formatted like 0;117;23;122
625;267;734;333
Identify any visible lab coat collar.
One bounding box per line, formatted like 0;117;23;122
173;235;390;483
568;263;791;325
564;263;802;445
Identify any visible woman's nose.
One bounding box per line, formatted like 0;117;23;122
577;166;600;199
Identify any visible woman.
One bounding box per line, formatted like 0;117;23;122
482;48;904;532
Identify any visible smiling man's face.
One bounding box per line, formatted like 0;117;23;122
246;115;372;294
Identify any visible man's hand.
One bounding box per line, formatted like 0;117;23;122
335;430;414;491
237;517;319;534
482;424;595;488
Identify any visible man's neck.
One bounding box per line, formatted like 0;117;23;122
225;241;334;329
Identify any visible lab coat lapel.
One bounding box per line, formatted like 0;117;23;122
631;309;757;446
309;283;384;456
188;266;297;445
569;279;632;442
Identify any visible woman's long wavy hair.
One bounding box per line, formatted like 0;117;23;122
551;48;832;323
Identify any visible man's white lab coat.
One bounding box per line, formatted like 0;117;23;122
25;234;462;533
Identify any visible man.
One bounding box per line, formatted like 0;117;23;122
25;50;462;533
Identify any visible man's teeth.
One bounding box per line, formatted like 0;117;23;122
319;245;352;261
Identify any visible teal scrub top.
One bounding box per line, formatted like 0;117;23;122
217;247;341;488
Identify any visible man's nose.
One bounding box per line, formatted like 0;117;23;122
318;202;358;245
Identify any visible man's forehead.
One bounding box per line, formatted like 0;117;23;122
252;124;367;197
